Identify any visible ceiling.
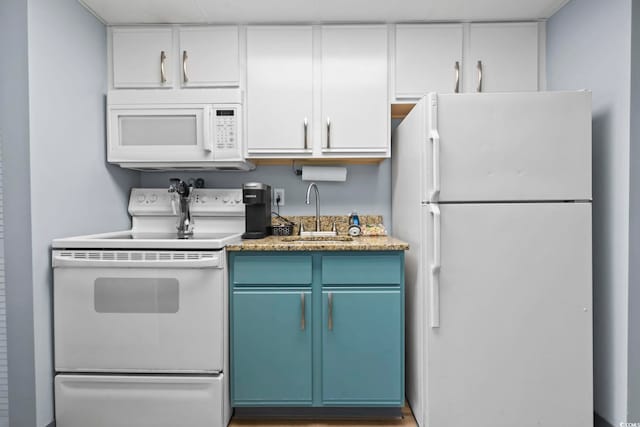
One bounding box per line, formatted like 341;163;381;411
79;0;571;25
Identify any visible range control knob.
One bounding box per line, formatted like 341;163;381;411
150;194;158;203
223;196;230;203
136;194;146;203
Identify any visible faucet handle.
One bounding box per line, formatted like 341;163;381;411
332;222;337;233
299;222;305;235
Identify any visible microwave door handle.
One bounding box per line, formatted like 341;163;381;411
204;107;214;153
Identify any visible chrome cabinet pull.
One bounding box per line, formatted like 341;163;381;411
477;60;483;92
454;61;460;93
160;51;167;84
182;50;189;83
300;293;306;331
304;118;308;150
328;292;333;331
326;117;331;149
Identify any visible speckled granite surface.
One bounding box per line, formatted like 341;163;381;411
271;215;384;236
228;214;408;251
226;235;409;252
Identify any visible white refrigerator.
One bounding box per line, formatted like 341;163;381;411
392;91;593;427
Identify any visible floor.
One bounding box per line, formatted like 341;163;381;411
228;404;417;427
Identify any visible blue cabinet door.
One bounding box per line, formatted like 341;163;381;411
232;290;312;405
321;289;403;405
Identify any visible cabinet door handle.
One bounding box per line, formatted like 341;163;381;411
328;292;333;331
183;50;189;84
304;117;308;150
160;51;167;84
326;117;331;149
300;293;306;331
454;61;460;93
476;60;483;93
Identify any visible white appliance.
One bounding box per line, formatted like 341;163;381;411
392;91;593;427
52;187;244;427
107;90;254;170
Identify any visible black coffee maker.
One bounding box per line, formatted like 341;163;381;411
241;182;272;239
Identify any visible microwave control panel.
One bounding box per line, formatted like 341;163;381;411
212;106;241;160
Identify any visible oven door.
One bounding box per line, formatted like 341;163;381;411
53;250;225;373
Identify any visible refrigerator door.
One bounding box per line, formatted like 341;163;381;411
424;202;592;427
423;91;592;202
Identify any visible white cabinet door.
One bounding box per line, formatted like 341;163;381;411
395;24;463;98
246;26;313;155
424;202;592;427
179;26;239;88
112;27;174;88
321;25;389;155
466;22;539;93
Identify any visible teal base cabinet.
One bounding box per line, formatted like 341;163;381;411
322;289;402;405
229;251;405;408
233;290;312;405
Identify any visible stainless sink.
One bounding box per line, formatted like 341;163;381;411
281;235;353;242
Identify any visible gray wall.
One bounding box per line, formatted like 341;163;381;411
0;0;138;425
26;0;138;424
140;161;392;225
629;0;640;421
0;0;37;425
547;0;632;424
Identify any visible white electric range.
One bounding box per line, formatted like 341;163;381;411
52;188;243;427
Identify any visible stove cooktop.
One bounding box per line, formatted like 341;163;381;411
52;230;242;250
101;233;236;240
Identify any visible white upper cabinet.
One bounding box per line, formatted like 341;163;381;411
112;27;174;88
246;26;313;155
395;24;463;98
321;25;389;155
466;22;539;93
178;27;240;88
110;26;240;90
394;22;540;99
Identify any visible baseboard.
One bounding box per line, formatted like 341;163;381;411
595;413;614;427
234;407;403;419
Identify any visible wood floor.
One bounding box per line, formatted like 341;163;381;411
228;404;417;427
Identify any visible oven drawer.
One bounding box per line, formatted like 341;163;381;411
55;374;229;427
54;263;224;372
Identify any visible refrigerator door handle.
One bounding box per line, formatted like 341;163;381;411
430;204;441;328
429;130;441;202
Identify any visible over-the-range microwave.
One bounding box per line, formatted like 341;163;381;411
107;89;254;171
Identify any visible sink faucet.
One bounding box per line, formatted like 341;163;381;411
305;182;321;232
168;178;193;236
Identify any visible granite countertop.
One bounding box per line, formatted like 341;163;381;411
226;235;409;252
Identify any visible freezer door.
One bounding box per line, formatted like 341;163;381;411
424;91;592;202
424;202;592;427
55;374;226;427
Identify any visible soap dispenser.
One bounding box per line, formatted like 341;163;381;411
348;211;361;237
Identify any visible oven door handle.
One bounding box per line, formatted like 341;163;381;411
52;255;223;269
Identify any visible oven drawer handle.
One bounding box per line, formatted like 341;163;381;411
52;255;223;269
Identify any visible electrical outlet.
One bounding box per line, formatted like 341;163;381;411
274;188;285;206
